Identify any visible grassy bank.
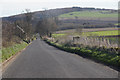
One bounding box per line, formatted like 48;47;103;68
2;42;28;62
44;39;120;69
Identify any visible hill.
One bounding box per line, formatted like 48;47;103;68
2;7;118;30
2;7;117;22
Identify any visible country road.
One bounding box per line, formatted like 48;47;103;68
2;38;118;78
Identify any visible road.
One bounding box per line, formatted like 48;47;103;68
3;38;118;78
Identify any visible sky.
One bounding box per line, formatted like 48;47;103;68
0;0;119;17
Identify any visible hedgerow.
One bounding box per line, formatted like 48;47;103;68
44;39;120;68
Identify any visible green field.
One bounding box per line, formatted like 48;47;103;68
53;30;119;37
83;30;119;36
59;11;118;18
52;34;66;38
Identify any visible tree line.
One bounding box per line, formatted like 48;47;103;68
2;9;58;47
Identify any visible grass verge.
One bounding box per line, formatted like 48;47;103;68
44;39;120;69
1;42;28;62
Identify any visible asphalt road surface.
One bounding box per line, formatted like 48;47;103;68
3;38;118;78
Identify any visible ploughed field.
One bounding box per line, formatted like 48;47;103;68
57;10;118;30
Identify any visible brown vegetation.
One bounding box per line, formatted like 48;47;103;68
2;21;21;47
2;9;58;47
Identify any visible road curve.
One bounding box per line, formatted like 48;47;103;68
3;38;118;78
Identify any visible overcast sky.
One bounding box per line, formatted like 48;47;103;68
0;0;119;17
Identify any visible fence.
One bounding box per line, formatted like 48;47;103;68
73;36;118;48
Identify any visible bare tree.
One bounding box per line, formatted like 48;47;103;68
14;9;34;43
76;26;83;36
36;14;58;37
2;21;20;47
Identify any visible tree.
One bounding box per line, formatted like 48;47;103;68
15;9;34;43
35;13;58;37
2;21;20;47
76;26;83;36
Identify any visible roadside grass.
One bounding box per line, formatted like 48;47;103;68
2;42;28;62
59;11;118;18
44;39;120;68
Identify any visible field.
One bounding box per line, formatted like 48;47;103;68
59;11;118;18
53;31;118;38
82;30;119;36
54;28;119;37
52;28;119;48
52;34;66;38
58;10;118;30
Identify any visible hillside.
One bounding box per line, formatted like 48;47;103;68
2;7;117;22
2;7;118;30
57;9;118;30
